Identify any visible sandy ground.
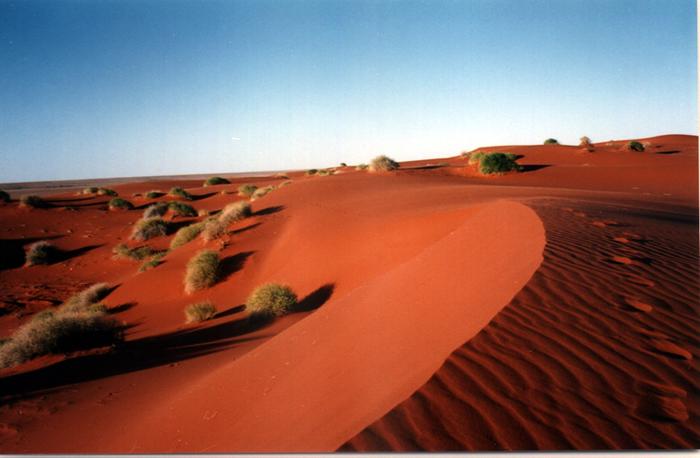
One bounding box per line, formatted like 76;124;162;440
0;134;696;452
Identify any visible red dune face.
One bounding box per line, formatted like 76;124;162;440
0;134;697;452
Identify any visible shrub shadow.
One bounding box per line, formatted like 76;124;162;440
0;236;64;270
215;304;246;319
295;283;335;312
656;150;680;155
56;244;103;263
520;164;551;173
254;205;284;216
218;251;255;282
230;222;261;236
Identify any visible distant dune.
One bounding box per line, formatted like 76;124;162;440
0;134;697;452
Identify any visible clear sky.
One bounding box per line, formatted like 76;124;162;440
0;0;697;182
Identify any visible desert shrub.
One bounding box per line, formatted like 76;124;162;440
0;308;122;368
479;153;523;175
544;138;559;145
203;176;230;186
201;219;227;242
81;187;99;195
61;283;112;313
131;217;168;241
305;169;318;176
184;250;219;293
25;241;57;266
275;173;289;179
468;152;486;165
139;252;166;272
143;202;169;219
246;283;298;319
627;141;645;152
279;180;292;187
369;155;400;172
0;190;10;203
108;197;134;210
97;188;118;197
184;302;217;323
19;195;47;209
251;186;275;201
355;164;368;170
112;243;155;260
340;162;347;167
168;201;197;217
237;184;258;198
317;169;333;176
169;187;193;200
145;190;164;199
579;136;592;147
221;201;252;223
170;222;206;249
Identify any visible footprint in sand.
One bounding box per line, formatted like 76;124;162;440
635;381;689;422
624;298;653;313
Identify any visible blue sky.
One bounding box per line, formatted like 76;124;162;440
0;0;696;182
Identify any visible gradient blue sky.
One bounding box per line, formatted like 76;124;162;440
0;0;697;182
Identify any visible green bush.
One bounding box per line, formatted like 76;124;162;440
627;141;645;152
369;155;399;172
168;187;193;200
246;283;298;318
478;153;523;175
170;222;206;249
131;217;168;241
19;195;47;209
184;302;217;323
25;241;57;266
143;202;169;219
184;250;220;293
97;188;118;197
237;184;258;198
112;243;156;261
168;201;197;217
544;138;559;145
203;176;230;186
0;190;10;203
468;152;486;165
145;190;164;199
108;197;134;210
0;307;122;368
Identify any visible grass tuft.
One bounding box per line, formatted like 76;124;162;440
108;197;134;210
170;222;206;249
246;283;298;319
478;152;523;175
203;176;230;186
168;201;197;217
168;187;193;200
184;250;219;293
19;195;47;209
143;202;169;219
0;190;10;203
145;190;164;199
305;169;318;176
184;302;217;323
468;152;486;165
544;138;559;145
25;241;58;266
369;155;400;172
61;283;112;313
97;188;118;197
355;164;368;171
237;184;258;198
627;141;645;152
112;243;155;260
250;186;275;201
131;217;168;241
139;252;166;272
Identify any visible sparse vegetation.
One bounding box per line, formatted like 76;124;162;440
203;176;230;186
201;219;227;242
0;190;10;203
112;243;156;261
468;152;486;165
170;222;206;249
280;180;292;187
305;169;318;176
97;188;118;197
251;185;275;200
0;302;122;368
317;169;334;176
184;302;217;323
19;195;47;209
184;250;219;294
478;152;523;175
246;283;298;319
131;217;168;241
201;201;252;241
139;252;166;272
544;138;559;145
579;136;592;147
237;184;258;198
81;187;99;195
340;162;347;167
355;164;368;170
145;190;164;199
627;141;645;152
108;197;134;210
61;283;112;313
168;201;197;217
169;187;193;200
25;241;58;266
369;155;400;172
143;202;169;219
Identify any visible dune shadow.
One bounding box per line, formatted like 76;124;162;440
0;314;276;402
295;283;335;312
219;251;255;281
254;205;284;216
520;164;551;173
0;236;65;270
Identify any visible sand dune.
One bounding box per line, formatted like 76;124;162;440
0;134;697;452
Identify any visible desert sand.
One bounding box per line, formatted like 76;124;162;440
0;135;697;452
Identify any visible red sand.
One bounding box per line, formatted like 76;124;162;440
0;134;697;452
